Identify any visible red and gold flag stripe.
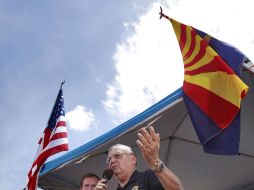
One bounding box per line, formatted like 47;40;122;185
169;18;249;129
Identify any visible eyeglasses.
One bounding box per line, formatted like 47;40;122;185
106;152;133;164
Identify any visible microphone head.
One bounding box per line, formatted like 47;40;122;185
102;168;114;180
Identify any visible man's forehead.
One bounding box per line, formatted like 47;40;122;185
83;177;98;183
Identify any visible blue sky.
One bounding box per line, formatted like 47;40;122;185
1;0;254;189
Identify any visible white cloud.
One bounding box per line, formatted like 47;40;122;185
103;2;184;123
66;105;96;132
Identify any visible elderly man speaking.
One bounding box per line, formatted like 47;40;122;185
96;126;184;190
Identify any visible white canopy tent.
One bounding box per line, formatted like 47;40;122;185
38;71;254;190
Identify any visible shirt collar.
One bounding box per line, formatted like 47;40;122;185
117;170;138;189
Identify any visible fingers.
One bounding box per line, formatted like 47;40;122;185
95;179;107;190
95;184;105;189
136;126;161;167
136;126;160;152
137;126;159;146
136;139;145;151
136;127;152;154
140;127;152;143
149;126;160;146
149;126;159;143
138;127;151;145
156;133;160;149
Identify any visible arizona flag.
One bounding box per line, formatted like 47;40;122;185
160;11;249;155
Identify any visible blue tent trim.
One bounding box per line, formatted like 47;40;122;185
39;88;183;177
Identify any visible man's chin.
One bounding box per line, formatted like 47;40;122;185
112;168;120;175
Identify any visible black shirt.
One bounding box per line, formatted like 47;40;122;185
116;170;165;190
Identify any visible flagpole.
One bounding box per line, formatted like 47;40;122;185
60;80;65;89
45;82;65;125
159;7;171;20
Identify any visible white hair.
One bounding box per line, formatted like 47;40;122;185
108;144;134;154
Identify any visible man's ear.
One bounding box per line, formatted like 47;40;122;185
131;154;137;166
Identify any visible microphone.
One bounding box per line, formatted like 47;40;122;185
102;168;114;183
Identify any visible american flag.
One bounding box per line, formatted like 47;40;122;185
26;86;69;190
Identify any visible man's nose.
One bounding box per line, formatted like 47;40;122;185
109;157;117;167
